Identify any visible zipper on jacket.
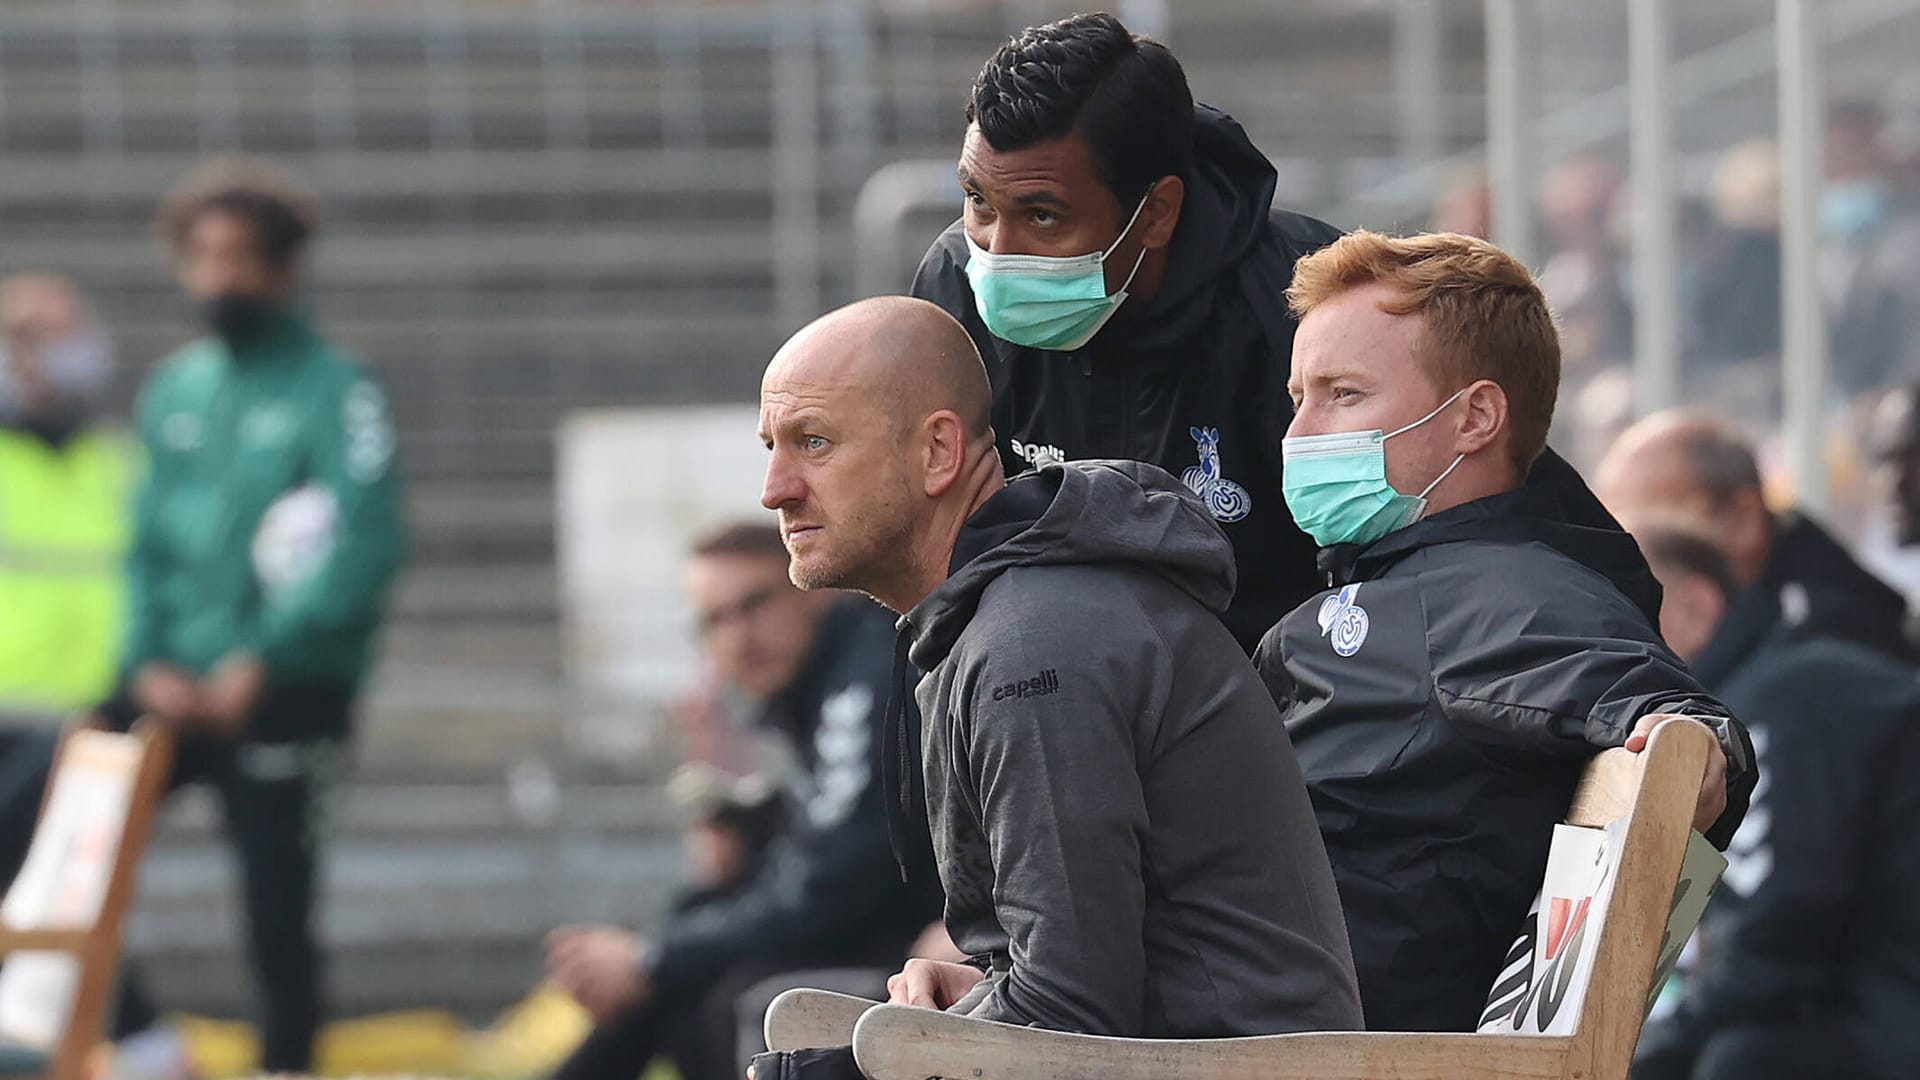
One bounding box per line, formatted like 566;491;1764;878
881;628;921;884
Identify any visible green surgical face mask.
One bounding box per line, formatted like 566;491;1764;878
1281;389;1467;547
963;188;1152;352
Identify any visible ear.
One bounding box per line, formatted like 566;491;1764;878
1729;485;1773;529
921;409;968;498
1724;485;1776;562
1661;575;1727;659
1453;379;1509;457
1138;175;1185;252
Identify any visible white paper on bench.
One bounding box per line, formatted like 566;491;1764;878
1478;821;1727;1036
0;749;135;1048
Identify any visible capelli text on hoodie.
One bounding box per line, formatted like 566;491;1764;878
989;668;1060;702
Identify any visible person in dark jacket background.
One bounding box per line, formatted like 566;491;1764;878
1595;409;1916;664
1632;528;1920;1080
757;296;1360;1040
910;12;1342;650
544;524;929;1080
1255;230;1753;1033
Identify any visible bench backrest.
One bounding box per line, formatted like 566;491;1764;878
0;725;172;1066
1562;721;1712;1077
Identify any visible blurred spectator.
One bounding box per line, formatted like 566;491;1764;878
1554;364;1636;479
544;523;931;1080
0;274;136;723
1688;139;1783;376
1536;156;1632;380
663;763;785;917
1857;382;1920;625
1428;167;1491;239
1595;409;1915;663
1820;101;1920;398
105;154;403;1072
1632;528;1920;1080
0;274;160;1069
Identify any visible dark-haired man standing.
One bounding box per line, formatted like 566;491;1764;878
911;12;1342;649
111;154;406;1072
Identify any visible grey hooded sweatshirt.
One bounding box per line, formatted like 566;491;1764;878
901;460;1361;1038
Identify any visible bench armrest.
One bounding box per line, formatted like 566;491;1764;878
764;988;882;1053
0;926;92;955
851;1003;1575;1080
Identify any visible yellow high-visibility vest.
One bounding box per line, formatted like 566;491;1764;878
0;427;138;713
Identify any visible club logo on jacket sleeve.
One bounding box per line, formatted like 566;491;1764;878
1317;583;1370;657
1181;425;1252;523
806;684;873;829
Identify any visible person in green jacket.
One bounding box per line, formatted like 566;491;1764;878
103;155;406;1073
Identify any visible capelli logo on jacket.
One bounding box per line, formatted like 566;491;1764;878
1010;438;1065;468
991;669;1060;701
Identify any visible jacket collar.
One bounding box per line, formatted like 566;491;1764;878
1687;584;1783;688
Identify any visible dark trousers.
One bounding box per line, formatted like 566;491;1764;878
551;962;795;1080
157;725;341;1072
0;686;348;1072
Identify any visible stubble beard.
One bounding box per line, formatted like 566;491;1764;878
785;494;919;605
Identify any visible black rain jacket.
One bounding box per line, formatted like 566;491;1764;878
1255;452;1756;1032
1635;586;1920;1080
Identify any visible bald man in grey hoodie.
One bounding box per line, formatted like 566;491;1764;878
756;296;1359;1041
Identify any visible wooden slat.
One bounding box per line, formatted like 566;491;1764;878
1570;718;1712;1079
830;718;1719;1080
851;1008;1573;1080
763;989;877;1054
0;927;92;954
1567;746;1642;828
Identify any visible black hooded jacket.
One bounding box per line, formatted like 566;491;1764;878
1635;587;1920;1080
1254;452;1756;1033
910;105;1342;652
891;462;1361;1038
1761;510;1918;664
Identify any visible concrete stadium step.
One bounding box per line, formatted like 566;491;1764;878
354;676;568;776
389;564;556;624
400;485;555;565
123;781;686;1019
0;148;785;201
0;225;777;279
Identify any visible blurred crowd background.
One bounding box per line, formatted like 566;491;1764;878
2;0;1918;1076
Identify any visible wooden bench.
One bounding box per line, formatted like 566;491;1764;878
763;717;1714;1080
0;723;174;1080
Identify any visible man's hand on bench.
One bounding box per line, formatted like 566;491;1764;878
1624;714;1727;833
888;958;985;1010
545;924;652;1022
